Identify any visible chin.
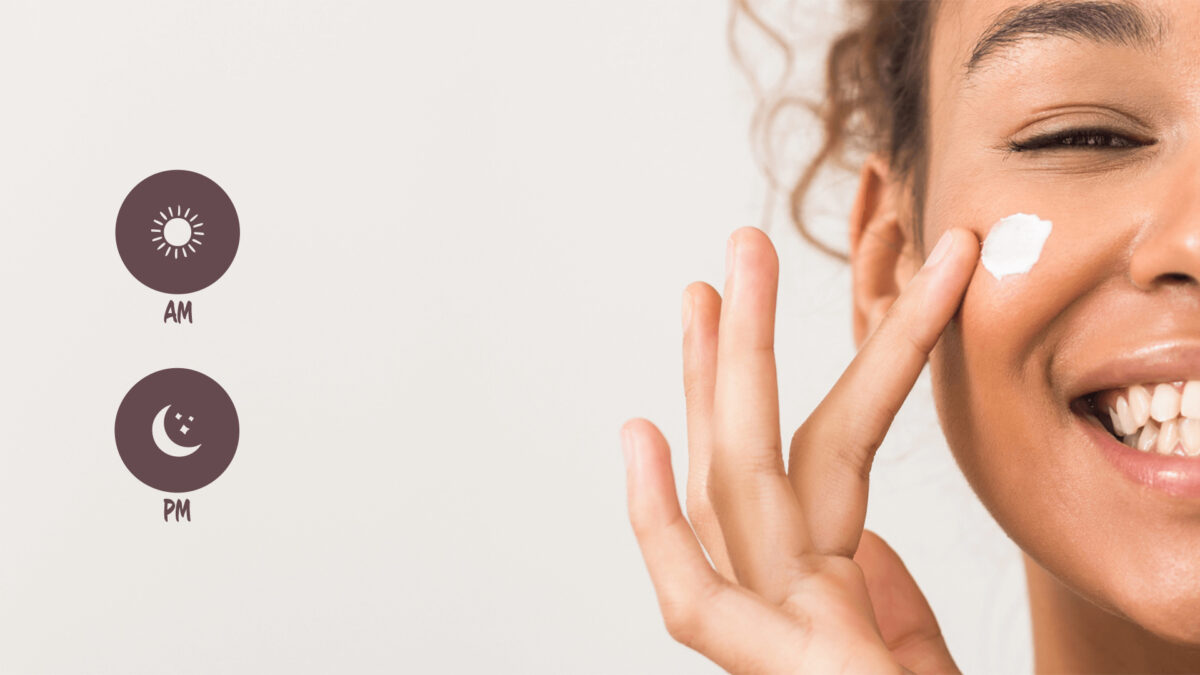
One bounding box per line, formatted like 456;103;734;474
931;333;1200;649
1121;588;1200;647
1078;547;1200;648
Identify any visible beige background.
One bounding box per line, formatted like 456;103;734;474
0;1;1031;672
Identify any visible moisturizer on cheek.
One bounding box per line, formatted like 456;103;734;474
979;212;1053;280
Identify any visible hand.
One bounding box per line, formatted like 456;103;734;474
621;225;978;674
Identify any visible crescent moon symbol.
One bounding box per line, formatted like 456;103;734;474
152;405;202;458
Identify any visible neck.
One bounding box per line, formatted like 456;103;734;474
1023;553;1200;673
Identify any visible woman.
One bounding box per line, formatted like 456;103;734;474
620;0;1200;672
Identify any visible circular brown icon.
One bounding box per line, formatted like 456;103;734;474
116;170;239;294
115;368;239;493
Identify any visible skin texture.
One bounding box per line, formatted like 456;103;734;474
624;1;1200;672
855;0;1200;671
623;225;976;673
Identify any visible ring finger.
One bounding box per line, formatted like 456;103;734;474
681;280;734;578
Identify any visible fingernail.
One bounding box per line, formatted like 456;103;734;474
621;426;636;469
725;235;737;278
681;289;693;331
924;229;954;269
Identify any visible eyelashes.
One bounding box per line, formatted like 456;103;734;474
1006;127;1155;153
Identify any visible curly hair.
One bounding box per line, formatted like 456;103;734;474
728;0;941;261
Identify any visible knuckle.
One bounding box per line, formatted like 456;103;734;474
784;553;826;582
704;462;741;509
659;576;723;647
872;302;933;358
776;594;815;641
833;440;877;482
631;505;687;547
805;409;882;483
661;602;698;645
710;437;784;478
888;624;945;657
901;324;934;361
779;564;841;633
705;457;779;516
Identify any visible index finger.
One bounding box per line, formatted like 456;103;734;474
787;227;979;557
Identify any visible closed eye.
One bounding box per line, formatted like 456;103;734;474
1006;127;1155;153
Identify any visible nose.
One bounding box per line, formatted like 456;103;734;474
1129;159;1200;291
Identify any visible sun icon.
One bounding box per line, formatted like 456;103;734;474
150;206;205;259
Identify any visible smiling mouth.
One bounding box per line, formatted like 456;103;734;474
1075;381;1200;457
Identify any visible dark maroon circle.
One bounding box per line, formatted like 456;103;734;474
116;170;239;294
115;368;239;493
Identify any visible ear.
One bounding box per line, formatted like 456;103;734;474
849;154;917;348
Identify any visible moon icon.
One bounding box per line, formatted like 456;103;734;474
116;368;238;492
152;405;201;458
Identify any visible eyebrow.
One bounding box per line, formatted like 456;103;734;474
964;0;1167;79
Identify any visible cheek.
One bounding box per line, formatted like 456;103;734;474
925;208;1090;567
925;189;1140;419
929;206;1105;445
924;194;1200;643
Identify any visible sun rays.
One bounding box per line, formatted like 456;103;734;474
150;205;206;259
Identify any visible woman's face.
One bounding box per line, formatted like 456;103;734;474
922;0;1200;641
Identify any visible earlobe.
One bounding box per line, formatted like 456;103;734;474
848;154;915;348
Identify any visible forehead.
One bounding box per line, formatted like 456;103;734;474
929;0;1186;101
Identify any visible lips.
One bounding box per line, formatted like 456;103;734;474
1064;341;1200;406
1064;341;1200;499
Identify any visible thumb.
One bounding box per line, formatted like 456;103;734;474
853;529;960;675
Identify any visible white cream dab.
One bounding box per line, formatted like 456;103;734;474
980;212;1052;280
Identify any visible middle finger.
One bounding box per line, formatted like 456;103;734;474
708;227;812;604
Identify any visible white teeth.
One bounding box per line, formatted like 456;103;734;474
1151;383;1182;422
1092;380;1200;456
1128;384;1152;428
1124;430;1142;449
1138;419;1160;452
1104;408;1123;432
1158;418;1180;455
1108;406;1127;435
1184;418;1200;456
1116;396;1136;436
1182;381;1200;418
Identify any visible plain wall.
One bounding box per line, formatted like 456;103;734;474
0;1;1031;672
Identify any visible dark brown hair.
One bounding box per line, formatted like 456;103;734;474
729;0;940;261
